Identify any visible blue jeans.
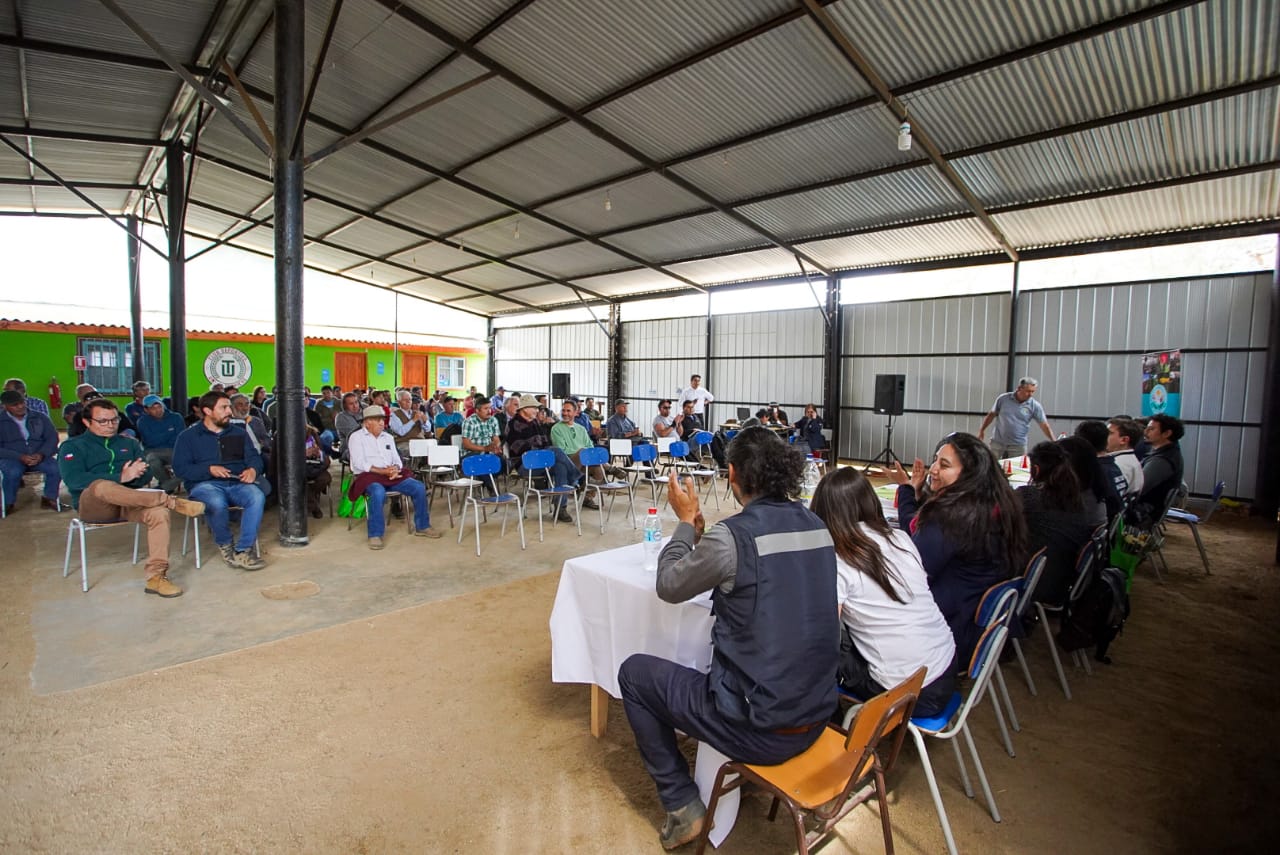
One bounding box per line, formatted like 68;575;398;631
521;447;581;508
189;479;267;552
365;477;429;538
618;654;825;811
319;430;335;457
0;456;61;505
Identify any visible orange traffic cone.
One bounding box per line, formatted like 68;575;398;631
1005;459;1013;475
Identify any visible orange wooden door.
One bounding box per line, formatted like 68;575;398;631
403;354;427;388
334;352;367;391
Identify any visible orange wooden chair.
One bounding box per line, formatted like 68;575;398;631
694;667;926;855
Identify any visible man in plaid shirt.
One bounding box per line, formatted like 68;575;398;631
461;399;503;459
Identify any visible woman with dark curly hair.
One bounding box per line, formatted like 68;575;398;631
1017;442;1093;605
811;467;955;716
887;431;1026;663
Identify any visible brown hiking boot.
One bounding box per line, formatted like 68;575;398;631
659;798;707;850
368;536;385;550
145;575;183;598
411;527;443;539
169;497;205;517
230;550;266;571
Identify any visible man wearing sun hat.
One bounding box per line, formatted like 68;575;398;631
135;394;186;493
506;394;580;523
347;404;442;549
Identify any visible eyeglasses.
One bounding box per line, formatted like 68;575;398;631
90;417;120;425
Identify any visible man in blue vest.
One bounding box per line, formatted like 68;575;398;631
618;427;839;849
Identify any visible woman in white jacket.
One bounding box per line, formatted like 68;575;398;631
810;467;956;716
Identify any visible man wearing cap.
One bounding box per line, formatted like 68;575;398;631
1;388;62;513
172;391;269;572
58;397;205;597
606;400;643;440
135;394;185;493
3;378;50;419
125;380;152;426
347;405;441;548
490;386;508;412
433;396;463;432
507;394;580;523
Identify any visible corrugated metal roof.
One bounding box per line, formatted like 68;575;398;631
0;46;23;124
458;121;642;207
447;263;544;290
444;293;534;314
31;186;129;213
379;178;508;234
799;218;1002;269
954;88;1280;207
400;0;514;42
385;240;484;273
301;242;369;271
480;0;795;109
23;52;174;136
304;198;363;235
21;0;218;63
605;212;765;262
394;278;487;303
737;167;968;240
514;241;638;279
538;171;705;234
826;0;1154;89
450;214;575;258
325;217;430;258
21;137;149;185
993;168;1280;247
569;268;674;298
305;143;431;209
508;283;580;307
670;104;917;202
908;0;1280;152
663;247;800;285
589;17;874;161
188;159;273;214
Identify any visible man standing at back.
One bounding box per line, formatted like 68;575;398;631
172;391;268;571
978;376;1054;459
677;374;714;419
618;427;839;849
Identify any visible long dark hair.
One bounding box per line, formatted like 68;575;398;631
917;432;1027;570
810;467;909;603
1027;441;1082;511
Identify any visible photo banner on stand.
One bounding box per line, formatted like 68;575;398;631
1141;348;1182;417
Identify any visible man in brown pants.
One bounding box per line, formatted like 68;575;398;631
58;398;204;598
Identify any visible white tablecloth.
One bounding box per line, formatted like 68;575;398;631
550;539;713;698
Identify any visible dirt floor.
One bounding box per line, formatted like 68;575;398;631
2;480;1278;854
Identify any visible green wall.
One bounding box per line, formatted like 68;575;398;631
1;328;487;427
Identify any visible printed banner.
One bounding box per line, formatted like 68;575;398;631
1141;349;1182;417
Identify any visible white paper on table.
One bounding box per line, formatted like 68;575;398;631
694;741;740;848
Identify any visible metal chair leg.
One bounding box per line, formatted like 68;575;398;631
78;523;89;592
1012;638;1037;696
909;728;960;855
63;520;76;578
995;664;1020;735
961;723;1002;823
1036;603;1072;700
1189;524;1211;574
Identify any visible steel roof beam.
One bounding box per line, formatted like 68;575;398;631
0;177;146;190
368;0;834;278
290;0;344;159
10;0;36;211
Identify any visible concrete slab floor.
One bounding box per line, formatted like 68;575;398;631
7;478;726;695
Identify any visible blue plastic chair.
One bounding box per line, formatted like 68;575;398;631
1007;548;1048;698
668;434;719;511
1163;479;1224;574
458;454;524;556
520;449;580;541
576;446;636;533
630;443;668;508
907;621;1012;855
1032;536;1098;701
975;583;1022;757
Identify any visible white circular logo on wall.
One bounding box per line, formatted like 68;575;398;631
204;347;252;387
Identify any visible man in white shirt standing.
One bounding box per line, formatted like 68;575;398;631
678;374;714;419
347;405;441;549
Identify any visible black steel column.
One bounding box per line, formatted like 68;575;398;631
823;275;843;461
607;302;622;405
273;0;307;546
165;143;187;414
704;299;714;426
126;214;145;383
1257;236;1280;530
485;317;497;394
1005;261;1021;390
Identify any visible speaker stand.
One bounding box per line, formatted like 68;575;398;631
863;413;903;473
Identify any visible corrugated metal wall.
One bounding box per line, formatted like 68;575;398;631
494;322;609;400
839;293;1009;465
621;316;707;421
837;273;1270;500
709;307;825;421
1015;273;1271;498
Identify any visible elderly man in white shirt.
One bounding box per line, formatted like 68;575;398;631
347;405;441;549
677;374;714;417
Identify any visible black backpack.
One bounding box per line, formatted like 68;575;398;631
1057;566;1130;664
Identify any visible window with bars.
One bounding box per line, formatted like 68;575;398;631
436;356;465;389
78;338;162;395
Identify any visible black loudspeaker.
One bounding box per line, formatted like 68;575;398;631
873;374;906;416
551;373;571;399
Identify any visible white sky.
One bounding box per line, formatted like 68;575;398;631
2;217;1274;330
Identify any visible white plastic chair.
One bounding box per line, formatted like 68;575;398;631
907;621;1012;855
63;517;141;592
427;444;479;528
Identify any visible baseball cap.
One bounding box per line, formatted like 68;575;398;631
142;394;163;406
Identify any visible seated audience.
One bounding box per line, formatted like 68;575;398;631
674;399;704;461
1128;414;1185;526
568;396;599;440
489;386;508;412
433;396;463;433
135;394;185;493
763;402;789;426
390;390;430;458
125;381;151;426
1016;442;1094;605
346;405;441;548
334;392;363;456
550;402;601;509
1058;435;1109;528
793;403;827;454
461;399;503;459
1073;420;1124;521
887;431;1026;664
0;388;61;513
496;395;520;438
3;378;50;418
172;392;270;572
185;396;203;426
1106;418;1144;497
605;400;643;441
250;385;269;420
810;466;956;717
63;384;101;437
582;398;601;422
303;425;332;520
507;395;580;523
652;399;677;439
313;385;340;449
57;398;203;598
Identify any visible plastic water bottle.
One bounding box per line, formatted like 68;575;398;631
801;458;821;504
642;508;663;572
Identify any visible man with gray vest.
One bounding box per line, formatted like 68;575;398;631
618;427;839;849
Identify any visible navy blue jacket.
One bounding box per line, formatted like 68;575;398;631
135;410;186;450
0;410;59;461
172;421;264;490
